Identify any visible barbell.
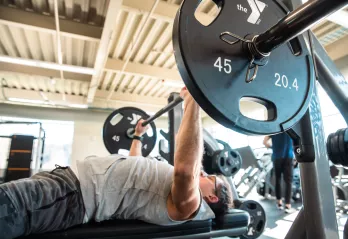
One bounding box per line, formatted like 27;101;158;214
103;0;347;152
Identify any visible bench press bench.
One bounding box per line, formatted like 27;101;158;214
21;209;249;239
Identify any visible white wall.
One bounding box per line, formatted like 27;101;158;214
0;103;168;171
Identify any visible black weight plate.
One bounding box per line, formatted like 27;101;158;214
217;139;232;151
239;200;266;239
173;0;314;135
217;139;242;172
216;139;242;176
103;107;157;157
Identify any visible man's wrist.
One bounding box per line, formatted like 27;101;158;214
133;135;143;142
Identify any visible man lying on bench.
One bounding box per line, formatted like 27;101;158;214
0;88;233;239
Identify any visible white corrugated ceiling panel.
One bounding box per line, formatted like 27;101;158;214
0;71;89;96
0;22;98;67
2;0;109;26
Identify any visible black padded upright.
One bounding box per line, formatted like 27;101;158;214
21;220;212;239
168;92;183;166
5;135;34;182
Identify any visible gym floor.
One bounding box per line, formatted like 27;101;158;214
219;192;348;239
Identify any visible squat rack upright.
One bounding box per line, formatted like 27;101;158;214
278;0;348;238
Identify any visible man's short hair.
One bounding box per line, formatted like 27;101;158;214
207;176;234;216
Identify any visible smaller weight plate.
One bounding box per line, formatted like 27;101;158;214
239;200;267;239
103;107;157;156
217;139;242;176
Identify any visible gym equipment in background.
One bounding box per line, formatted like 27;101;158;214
327;128;348;167
326;129;348;215
103;107;157;156
203;136;242;177
256;161;302;202
234;146;273;198
234;200;266;239
103;97;183;156
167;92;184;165
5;135;34;182
0;121;45;183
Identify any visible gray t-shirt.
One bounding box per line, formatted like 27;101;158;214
76;155;215;225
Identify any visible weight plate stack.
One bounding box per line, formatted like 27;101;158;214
173;0;314;135
103;107;157;157
327;128;348;167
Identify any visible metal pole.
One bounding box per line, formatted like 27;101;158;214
35;124;43;174
142;97;183;126
311;32;348;124
284;208;306;239
255;0;348;54
286;90;339;239
128;97;183;135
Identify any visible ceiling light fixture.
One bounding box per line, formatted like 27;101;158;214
162;80;185;88
66;103;89;109
0;56;95;75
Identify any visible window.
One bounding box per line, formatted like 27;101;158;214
0;116;74;171
317;83;347;138
206;125;249;149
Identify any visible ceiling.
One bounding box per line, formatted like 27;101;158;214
0;0;347;113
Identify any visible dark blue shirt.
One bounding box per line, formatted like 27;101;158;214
271;133;294;160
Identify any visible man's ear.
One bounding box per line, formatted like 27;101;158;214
208;194;219;203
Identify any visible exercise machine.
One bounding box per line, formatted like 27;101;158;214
234;146;273;198
0;121;45;183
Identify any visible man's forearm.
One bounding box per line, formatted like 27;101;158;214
174;100;203;177
129;139;142;156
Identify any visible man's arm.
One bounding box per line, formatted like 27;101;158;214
263;136;272;148
170;88;202;220
129;119;149;156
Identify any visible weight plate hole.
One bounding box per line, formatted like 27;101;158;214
240;97;276;121
247;203;257;210
256;220;264;232
194;0;223;26
230;151;238;158
110;113;123;126
220;157;225;167
146;126;154;137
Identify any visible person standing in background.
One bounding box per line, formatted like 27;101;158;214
263;133;295;213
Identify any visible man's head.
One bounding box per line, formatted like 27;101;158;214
199;171;233;216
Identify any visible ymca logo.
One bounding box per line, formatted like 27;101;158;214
237;0;267;25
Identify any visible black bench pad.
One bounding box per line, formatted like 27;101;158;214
20;219;211;239
21;209;250;239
